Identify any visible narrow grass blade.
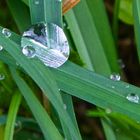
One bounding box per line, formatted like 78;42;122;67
29;0;62;27
133;0;140;62
6;0;31;33
29;0;45;24
0;30;82;140
10;67;63;140
4;92;21;140
65;0;119;74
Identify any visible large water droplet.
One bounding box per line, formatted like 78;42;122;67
0;74;5;80
2;28;11;38
0;45;3;51
22;45;36;58
126;93;139;103
110;73;121;81
21;23;70;68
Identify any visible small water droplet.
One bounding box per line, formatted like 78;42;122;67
126;93;139;103
63;104;67;110
34;0;39;5
125;85;130;88
22;45;36;58
105;108;112;114
0;45;3;51
118;59;125;68
0;74;5;80
21;23;70;68
15;121;22;131
111;86;115;89
58;89;61;91
110;73;121;81
2;28;11;38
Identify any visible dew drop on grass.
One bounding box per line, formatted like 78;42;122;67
34;0;39;5
2;28;11;38
0;45;3;51
105;108;112;114
0;74;5;80
126;93;139;103
110;73;121;81
21;23;70;68
63;104;67;110
22;45;36;58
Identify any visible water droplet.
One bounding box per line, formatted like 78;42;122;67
125;85;130;88
34;0;39;5
63;104;67;110
110;73;121;81
0;45;3;51
0;74;5;80
111;86;115;89
2;28;11;38
21;23;70;68
126;93;139;103
22;45;36;58
105;108;112;114
118;59;125;68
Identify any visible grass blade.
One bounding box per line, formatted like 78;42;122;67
4;92;21;140
6;0;31;33
10;67;63;140
133;0;140;62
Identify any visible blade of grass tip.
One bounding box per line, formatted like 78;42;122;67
133;0;140;62
112;0;121;44
10;67;63;140
0;31;81;140
4;91;22;140
6;0;31;33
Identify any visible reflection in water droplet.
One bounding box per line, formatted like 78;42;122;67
110;73;121;81
105;108;112;114
63;104;67;110
21;23;70;68
0;74;5;80
126;93;139;103
2;28;11;38
0;45;3;51
22;46;36;58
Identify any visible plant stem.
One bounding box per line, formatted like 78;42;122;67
4;92;21;140
112;0;121;44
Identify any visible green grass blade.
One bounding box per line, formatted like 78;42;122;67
1;29;140;124
4;91;21;140
65;0;119;74
44;0;62;27
29;0;45;24
133;0;140;62
10;67;63;140
113;0;121;43
6;0;31;33
29;0;62;26
0;29;82;140
29;0;80;139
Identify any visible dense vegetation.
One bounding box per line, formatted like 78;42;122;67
0;0;140;140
